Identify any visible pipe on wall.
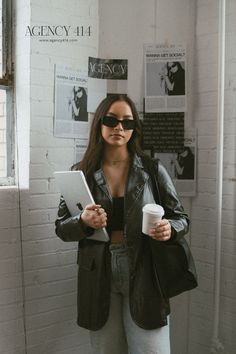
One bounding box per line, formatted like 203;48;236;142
210;0;226;353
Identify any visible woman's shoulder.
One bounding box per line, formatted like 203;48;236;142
140;154;171;181
140;154;160;169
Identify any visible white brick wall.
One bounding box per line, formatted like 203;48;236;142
0;90;6;178
0;188;25;354
0;2;7;178
23;1;98;353
0;0;97;353
189;1;236;354
0;1;235;353
188;0;219;351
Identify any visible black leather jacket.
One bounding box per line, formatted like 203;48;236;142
55;154;189;330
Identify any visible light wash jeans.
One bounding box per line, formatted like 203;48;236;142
90;243;171;354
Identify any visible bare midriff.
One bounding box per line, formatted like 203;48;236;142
111;230;125;244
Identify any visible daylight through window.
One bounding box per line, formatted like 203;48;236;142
0;0;14;184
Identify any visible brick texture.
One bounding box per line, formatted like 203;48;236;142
1;1;235;354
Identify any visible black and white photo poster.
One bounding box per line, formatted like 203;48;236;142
144;43;187;113
54;64;89;139
156;128;197;196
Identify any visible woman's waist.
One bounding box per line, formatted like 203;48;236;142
110;230;125;244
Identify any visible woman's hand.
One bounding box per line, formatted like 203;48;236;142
81;204;107;229
149;219;171;241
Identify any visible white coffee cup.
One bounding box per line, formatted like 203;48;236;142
142;203;164;235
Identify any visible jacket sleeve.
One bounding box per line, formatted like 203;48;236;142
55;196;94;242
157;160;190;241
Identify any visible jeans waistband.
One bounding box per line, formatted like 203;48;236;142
109;242;127;251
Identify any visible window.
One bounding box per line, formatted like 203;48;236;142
0;0;14;185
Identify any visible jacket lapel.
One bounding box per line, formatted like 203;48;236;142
93;168;112;201
125;155;149;217
92;155;149;216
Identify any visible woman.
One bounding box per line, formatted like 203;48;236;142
174;147;195;180
55;94;189;354
162;62;185;96
70;86;88;121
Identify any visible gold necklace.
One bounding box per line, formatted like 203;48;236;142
104;156;130;165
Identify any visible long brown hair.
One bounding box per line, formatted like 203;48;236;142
74;95;144;179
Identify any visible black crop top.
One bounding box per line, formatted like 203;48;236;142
111;197;124;231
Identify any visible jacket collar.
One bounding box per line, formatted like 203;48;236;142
93;154;145;185
132;154;144;169
93;154;148;213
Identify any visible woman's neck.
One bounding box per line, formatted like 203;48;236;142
103;148;130;166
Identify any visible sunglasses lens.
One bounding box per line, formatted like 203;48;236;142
102;116;135;130
122;120;135;130
102;116;118;128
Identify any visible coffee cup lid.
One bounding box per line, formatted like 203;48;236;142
142;203;164;215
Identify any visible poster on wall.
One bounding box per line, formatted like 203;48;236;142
87;57;128;112
142;112;184;153
155;128;197;196
74;138;88;163
144;43;186;113
54;64;89;139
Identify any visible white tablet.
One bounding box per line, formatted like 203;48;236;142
54;170;109;242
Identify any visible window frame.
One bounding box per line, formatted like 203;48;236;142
0;0;15;186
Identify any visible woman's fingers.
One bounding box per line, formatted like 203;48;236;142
81;204;107;229
84;204;101;211
149;219;171;241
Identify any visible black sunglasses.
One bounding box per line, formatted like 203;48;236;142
102;115;135;130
